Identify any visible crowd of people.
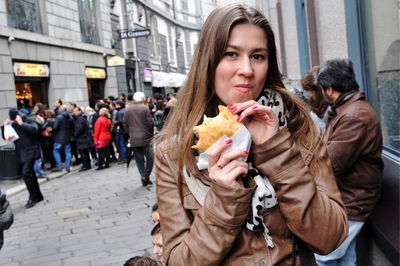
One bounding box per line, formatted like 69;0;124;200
1;91;178;210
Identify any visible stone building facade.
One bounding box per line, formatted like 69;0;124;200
0;0;118;123
111;0;202;97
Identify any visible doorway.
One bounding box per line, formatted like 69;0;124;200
15;79;49;108
87;79;104;108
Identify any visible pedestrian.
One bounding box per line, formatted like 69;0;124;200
301;66;329;132
84;106;98;166
151;222;164;265
151;203;159;224
41;109;56;169
123;256;159;266
1;109;44;208
93;107;112;170
0;188;14;249
115;100;128;164
119;93;126;103
314;59;384;266
154;4;348;265
53;98;63;116
30;111;47;178
52;105;74;172
123;92;154;186
73;107;93;171
153;101;165;134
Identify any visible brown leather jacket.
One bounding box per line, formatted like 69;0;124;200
123;102;154;147
325;91;383;221
156;129;348;265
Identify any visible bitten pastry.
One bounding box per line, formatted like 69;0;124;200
192;105;242;152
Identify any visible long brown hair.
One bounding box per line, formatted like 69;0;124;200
301;66;329;118
155;4;322;180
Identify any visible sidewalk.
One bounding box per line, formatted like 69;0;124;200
1;165;80;198
0;161;157;266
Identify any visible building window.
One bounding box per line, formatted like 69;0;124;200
181;0;188;11
150;15;160;60
360;0;400;157
6;0;42;33
184;31;192;65
78;0;100;45
168;25;175;65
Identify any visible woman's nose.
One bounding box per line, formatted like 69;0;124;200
237;57;253;76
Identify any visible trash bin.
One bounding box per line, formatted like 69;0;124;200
0;144;21;180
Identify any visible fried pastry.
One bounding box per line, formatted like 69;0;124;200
192;105;242;152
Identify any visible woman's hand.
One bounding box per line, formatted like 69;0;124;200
208;139;249;188
228;101;279;145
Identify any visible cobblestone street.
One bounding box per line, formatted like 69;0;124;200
0;163;156;266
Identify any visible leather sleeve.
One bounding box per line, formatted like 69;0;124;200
326;116;367;177
252;128;348;255
155;147;255;266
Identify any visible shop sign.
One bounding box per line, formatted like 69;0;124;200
120;29;151;39
107;56;125;67
86;67;106;79
13;62;49;77
143;68;152;82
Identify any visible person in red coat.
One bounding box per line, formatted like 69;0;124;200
93;107;112;170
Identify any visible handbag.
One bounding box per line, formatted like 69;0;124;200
4;124;19;142
0;189;14;231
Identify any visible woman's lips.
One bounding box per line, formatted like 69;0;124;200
234;84;253;93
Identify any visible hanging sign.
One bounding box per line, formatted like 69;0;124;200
120;29;151;39
107;56;125;67
143;68;152;82
13;63;49;77
85;67;106;79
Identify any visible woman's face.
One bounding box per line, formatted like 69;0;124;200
152;233;164;263
215;23;269;105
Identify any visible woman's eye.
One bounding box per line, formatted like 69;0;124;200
224;51;237;57
252;54;266;60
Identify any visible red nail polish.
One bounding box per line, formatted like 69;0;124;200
252;106;258;110
227;104;234;108
244;151;249;155
232;107;237;112
225;139;232;144
236;115;241;121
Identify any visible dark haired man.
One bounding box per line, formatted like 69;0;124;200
315;59;383;265
73;107;92;171
54;98;63;115
1;109;44;208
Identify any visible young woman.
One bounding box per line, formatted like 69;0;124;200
155;4;347;265
301;66;329;132
93;107;112;170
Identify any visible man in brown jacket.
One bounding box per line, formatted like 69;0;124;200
123;91;154;186
315;59;383;265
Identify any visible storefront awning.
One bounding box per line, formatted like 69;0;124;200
152;71;186;87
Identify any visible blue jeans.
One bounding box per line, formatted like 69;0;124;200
53;143;71;169
315;220;364;266
33;159;45;177
118;133;128;161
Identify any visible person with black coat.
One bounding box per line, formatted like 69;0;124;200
1;109;44;208
52;105;74;172
73;107;93;171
